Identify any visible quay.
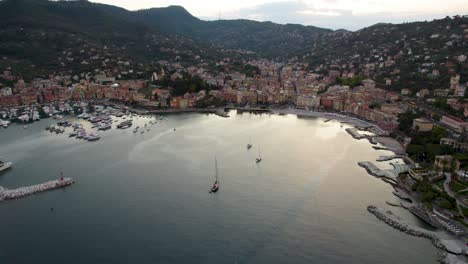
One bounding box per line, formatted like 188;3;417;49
0;178;75;201
225;107;271;114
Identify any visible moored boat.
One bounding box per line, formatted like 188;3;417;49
256;146;262;163
209;157;220;193
87;133;101;142
0;160;12;173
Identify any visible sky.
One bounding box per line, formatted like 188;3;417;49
91;0;468;30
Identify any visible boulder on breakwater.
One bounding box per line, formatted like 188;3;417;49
367;205;444;249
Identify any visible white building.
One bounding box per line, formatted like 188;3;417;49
0;87;12;96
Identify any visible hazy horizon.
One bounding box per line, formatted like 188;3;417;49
90;0;468;30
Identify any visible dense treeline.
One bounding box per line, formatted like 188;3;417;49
153;74;213;96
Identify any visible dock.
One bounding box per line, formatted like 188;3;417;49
345;128;367;139
0;178;75;201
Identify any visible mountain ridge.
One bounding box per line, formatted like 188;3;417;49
0;0;466;81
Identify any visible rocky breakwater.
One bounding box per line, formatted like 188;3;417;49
368;205;467;264
367;205;444;248
377;155;406;162
0;178;75;201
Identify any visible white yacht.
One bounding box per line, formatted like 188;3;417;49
87;133;101;142
0;160;12;173
0;119;10;128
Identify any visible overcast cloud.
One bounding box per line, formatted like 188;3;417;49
91;0;468;30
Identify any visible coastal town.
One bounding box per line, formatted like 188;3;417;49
0;0;468;263
2;51;468;262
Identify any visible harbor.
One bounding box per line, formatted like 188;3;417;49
0;111;441;264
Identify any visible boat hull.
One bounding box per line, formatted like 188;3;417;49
0;162;13;173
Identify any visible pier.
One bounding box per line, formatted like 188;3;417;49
0;178;75;201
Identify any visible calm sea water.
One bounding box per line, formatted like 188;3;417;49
0;111;438;264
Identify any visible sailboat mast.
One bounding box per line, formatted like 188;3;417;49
215;156;219;182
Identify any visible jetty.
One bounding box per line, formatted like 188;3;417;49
372;145;392;151
367;206;465;257
358;161;398;183
377;154;406;162
392;188;412;202
386;201;401;207
358;161;412;184
0;178;75;201
346;128;367;139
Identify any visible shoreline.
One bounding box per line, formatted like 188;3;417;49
3;104;408;156
367;205;467;264
2;103;465;262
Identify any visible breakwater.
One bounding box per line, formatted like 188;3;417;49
377;155;406;162
0;178;75;201
358;161;398;183
368;205;445;249
367;205;467;264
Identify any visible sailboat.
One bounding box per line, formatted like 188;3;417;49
246;137;252;150
256;146;262;163
209;157;220;193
